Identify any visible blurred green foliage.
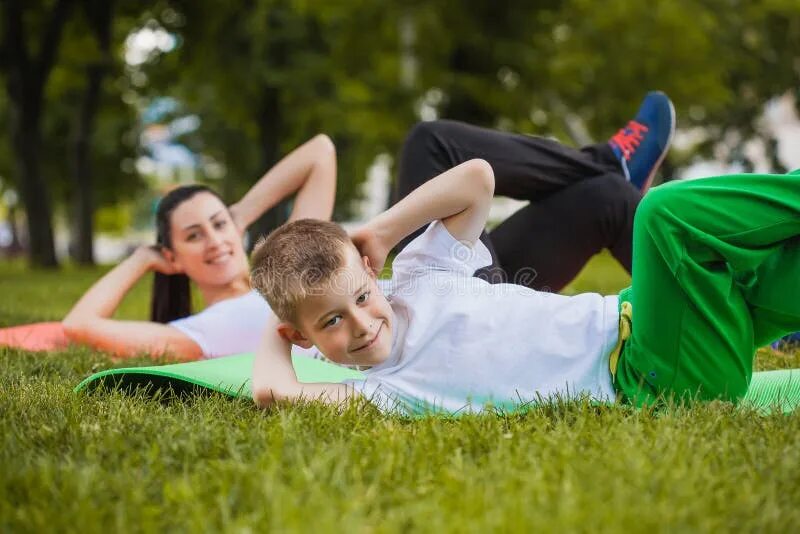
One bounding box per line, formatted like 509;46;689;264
94;202;133;235
1;0;799;263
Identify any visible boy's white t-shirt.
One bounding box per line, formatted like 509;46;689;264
169;290;320;360
346;221;620;415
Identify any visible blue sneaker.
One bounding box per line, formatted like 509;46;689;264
772;332;800;350
609;91;676;193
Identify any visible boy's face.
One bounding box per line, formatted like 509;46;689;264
280;245;393;367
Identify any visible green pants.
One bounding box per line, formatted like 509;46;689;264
616;170;800;406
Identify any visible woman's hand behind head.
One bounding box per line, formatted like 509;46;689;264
133;245;179;275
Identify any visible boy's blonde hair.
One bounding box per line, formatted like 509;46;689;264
250;219;351;322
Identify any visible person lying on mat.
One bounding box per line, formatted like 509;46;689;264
61;134;336;360
3;91;675;356
249;159;800;414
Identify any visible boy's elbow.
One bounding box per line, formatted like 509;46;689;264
253;385;278;409
252;383;292;408
466;158;495;196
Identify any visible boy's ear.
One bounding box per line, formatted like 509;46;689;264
276;322;313;349
362;256;377;279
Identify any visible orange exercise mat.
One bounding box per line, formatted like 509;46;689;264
0;322;69;351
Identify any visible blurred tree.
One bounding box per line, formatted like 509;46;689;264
5;0;794;273
531;0;800;172
68;0;115;264
71;0;114;264
407;0;560;130
35;0;148;264
0;0;143;266
135;0;418;240
370;0;800;175
0;0;76;267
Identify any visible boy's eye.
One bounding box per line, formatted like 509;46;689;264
214;220;227;229
186;232;200;241
324;316;341;328
356;291;370;304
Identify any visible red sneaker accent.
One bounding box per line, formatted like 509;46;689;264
610;121;649;161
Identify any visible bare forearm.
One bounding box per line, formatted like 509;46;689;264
231;134;336;229
64;318;202;360
252;322;354;408
368;158;494;249
287;135;336;222
64;252;151;324
254;371;356;408
252;322;301;407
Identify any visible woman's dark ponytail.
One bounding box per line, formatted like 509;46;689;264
150;271;192;323
150;184;221;323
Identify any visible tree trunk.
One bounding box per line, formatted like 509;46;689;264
1;0;75;268
246;87;289;249
7;205;23;254
10;99;59;267
69;0;114;265
69;62;102;265
245;5;291;250
440;45;495;126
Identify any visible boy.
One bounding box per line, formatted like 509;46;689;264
250;160;800;414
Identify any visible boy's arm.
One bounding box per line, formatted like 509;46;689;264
351;159;494;272
229;134;336;232
252;316;355;408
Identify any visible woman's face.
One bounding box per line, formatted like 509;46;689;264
166;192;249;287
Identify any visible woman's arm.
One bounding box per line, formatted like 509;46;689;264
62;246;203;359
228;134;337;232
351;158;495;273
252;316;354;408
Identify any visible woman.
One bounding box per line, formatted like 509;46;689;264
59;134;336;359
2;93;670;356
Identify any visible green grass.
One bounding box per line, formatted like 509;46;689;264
561;250;632;296
0;259;203;327
2;256;800;532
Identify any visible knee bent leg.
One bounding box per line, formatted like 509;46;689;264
635;181;684;227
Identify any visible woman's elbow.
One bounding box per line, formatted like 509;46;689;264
312;133;336;156
61;316;86;341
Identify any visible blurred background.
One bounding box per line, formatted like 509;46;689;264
0;0;798;268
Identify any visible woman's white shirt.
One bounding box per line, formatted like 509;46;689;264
169;290;319;359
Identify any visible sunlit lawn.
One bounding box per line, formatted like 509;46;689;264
2;254;799;532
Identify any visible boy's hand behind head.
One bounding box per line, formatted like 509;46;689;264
350;226;389;277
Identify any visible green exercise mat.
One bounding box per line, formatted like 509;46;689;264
740;368;800;415
74;353;363;399
75;354;800;414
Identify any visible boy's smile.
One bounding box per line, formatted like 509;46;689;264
351;321;384;353
282;245;394;366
